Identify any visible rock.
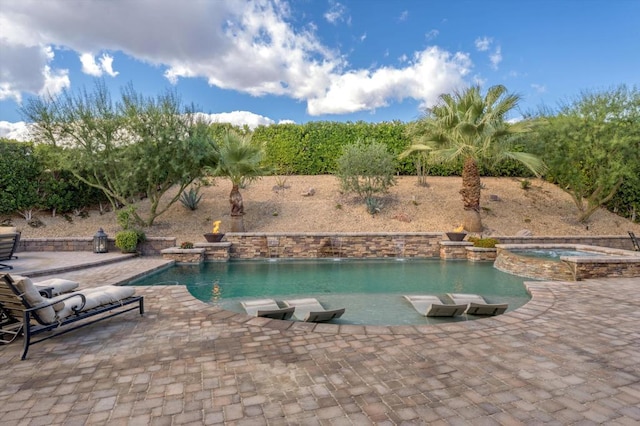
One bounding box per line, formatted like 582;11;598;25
516;229;533;237
301;187;316;196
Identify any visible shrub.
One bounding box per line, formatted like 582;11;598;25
117;206;142;230
180;186;203;210
520;179;531;190
115;230;140;253
180;241;194;249
365;196;383;215
336;140;397;204
0;140;41;216
468;237;499;248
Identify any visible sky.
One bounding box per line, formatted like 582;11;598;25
1;0;639;140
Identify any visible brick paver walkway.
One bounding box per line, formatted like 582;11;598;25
1;253;639;425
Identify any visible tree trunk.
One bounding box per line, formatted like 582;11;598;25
463;209;483;232
229;184;244;216
229;184;245;232
459;157;483;231
230;215;245;232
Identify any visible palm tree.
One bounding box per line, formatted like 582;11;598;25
401;85;546;231
211;131;270;232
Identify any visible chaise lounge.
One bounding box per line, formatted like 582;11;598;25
403;295;467;317
0;232;20;270
282;298;345;322
447;293;508;316
241;299;295;320
0;272;144;360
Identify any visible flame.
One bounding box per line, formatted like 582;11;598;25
453;224;465;232
213;220;221;233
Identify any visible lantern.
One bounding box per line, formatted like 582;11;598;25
93;228;108;253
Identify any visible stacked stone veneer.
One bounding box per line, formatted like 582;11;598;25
571;258;640;280
224;233;443;259
494;247;575;281
19;237;176;256
494;244;640;281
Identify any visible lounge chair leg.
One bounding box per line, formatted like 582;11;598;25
21;312;31;360
139;298;144;316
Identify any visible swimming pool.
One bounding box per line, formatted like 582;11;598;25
130;259;530;325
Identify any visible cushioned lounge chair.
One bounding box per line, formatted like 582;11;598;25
34;278;80;297
403;295;467;317
241;299;294;320
0;232;20;270
282;298;345;322
0;272;143;360
447;293;508;316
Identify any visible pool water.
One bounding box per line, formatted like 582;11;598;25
130;259;531;325
510;249;601;260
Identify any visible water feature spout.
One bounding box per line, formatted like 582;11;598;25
330;236;343;258
393;238;406;258
267;236;280;258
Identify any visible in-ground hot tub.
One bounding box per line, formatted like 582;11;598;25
494;244;640;281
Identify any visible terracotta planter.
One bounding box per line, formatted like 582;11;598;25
445;232;467;241
203;233;225;243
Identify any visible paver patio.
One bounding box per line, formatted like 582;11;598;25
1;252;639;425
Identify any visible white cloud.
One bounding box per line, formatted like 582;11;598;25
0;0;477;118
195;111;276;129
80;53;119;77
99;54;119;77
324;2;347;25
398;10;409;22
307;47;471;115
489;46;502;70
475;37;492;51
425;29;439;41
40;65;70;97
0;121;30;141
531;83;547;93
80;53;102;76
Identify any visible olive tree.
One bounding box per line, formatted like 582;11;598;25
336;140;397;214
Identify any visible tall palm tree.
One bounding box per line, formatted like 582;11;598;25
401;85;546;231
211;131;270;232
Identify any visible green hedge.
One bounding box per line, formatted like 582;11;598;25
255;121;414;175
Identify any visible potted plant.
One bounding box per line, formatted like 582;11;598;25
204;220;225;242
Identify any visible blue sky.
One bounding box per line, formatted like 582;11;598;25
1;0;638;139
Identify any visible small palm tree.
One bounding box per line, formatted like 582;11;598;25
211;131;269;232
401;85;546;231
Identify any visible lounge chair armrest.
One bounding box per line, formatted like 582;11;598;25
25;292;86;312
38;286;55;298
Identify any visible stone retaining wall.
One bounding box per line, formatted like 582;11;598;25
223;233;443;259
19;237;176;256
